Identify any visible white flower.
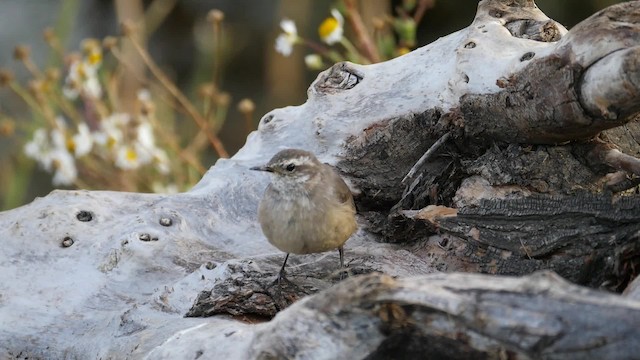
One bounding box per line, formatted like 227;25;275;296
63;59;102;100
114;137;157;171
115;145;142;170
137;122;155;149
24;125;78;186
62;82;79;100
132;121;171;174
280;19;297;35
51;148;77;186
275;19;299;56
83;75;102;99
304;54;324;70
152;148;170;174
24;128;49;161
319;9;344;45
72;123;93;157
51;128;66;155
94;113;129;149
133;122;159;165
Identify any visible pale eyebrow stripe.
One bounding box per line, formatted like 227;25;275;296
281;156;311;167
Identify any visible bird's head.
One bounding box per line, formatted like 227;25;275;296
251;149;322;183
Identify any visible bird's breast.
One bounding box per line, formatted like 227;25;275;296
257;186;356;254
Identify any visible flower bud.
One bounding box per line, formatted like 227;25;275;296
207;9;225;23
237;99;255;114
13;45;30;61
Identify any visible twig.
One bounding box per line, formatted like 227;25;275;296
9;82;54;126
107;48;207;174
211;13;223;87
125;33;229;158
343;0;381;63
143;0;178;36
20;58;43;79
302;39;342;63
413;0;435;24
402;132;451;185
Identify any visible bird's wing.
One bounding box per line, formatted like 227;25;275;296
325;164;356;208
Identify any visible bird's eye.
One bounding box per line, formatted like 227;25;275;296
285;163;296;172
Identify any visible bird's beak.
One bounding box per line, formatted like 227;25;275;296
250;165;272;172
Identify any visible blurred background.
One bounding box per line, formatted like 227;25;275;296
0;0;625;210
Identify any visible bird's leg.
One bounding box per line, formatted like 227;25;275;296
338;246;346;280
274;253;290;285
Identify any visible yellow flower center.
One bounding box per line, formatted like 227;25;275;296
66;138;76;153
87;52;102;66
107;136;117;149
41;81;51;93
77;63;87;78
126;148;138;162
397;47;411;56
319;17;339;39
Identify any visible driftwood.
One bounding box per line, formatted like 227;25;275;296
246;272;640;360
2;1;640;359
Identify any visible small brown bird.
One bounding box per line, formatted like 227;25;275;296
251;149;357;282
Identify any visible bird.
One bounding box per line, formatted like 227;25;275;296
251;149;357;283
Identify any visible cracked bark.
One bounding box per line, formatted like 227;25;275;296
339;0;640;293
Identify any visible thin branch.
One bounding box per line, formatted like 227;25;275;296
402;132;451;185
413;0;436;24
143;0;178;36
125;32;229;158
343;0;381;63
108;48;208;174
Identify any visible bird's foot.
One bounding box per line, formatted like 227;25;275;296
271;269;293;287
339;268;348;281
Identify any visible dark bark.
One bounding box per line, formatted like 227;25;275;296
436;193;640;291
334;0;640;297
249;272;640;360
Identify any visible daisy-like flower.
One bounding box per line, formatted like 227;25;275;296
135;121;171;174
24;128;53;170
62;59;102;99
115;145;142;170
94;113;130;150
50;148;77;186
114;119;170;172
134;121;158;162
24;123;78;186
136;121;155;149
152;147;171;175
71;123;93;157
62;43;103;101
50;119;67;153
318;9;344;45
275;19;299;56
82;39;103;68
